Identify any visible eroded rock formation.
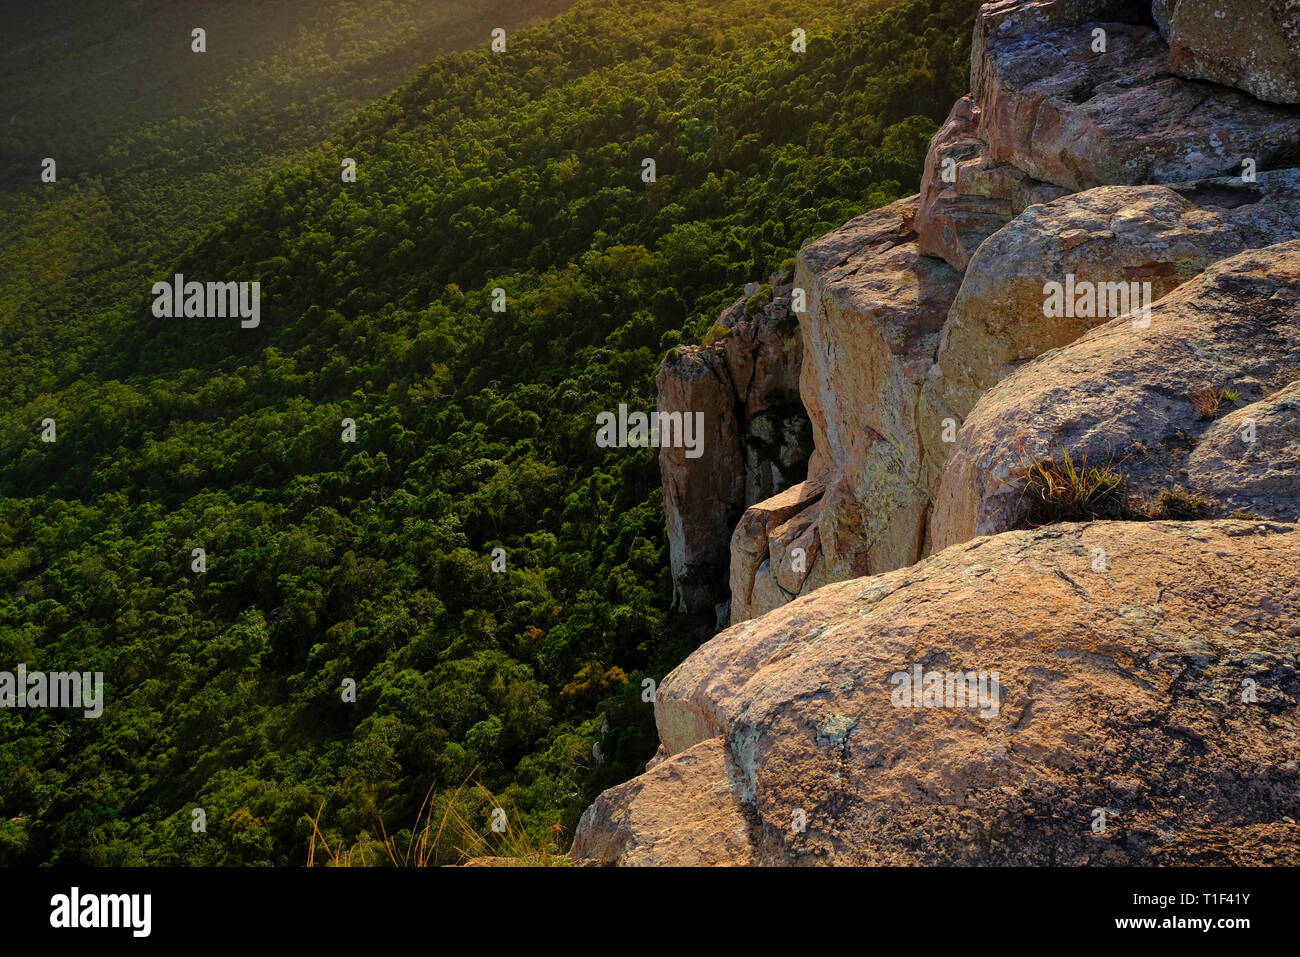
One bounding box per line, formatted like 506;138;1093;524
659;267;812;615
932;240;1300;548
615;0;1300;865
721;0;1300;624
578;521;1300;865
1163;0;1300;106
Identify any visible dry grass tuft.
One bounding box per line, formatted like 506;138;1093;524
307;775;571;868
1009;437;1125;526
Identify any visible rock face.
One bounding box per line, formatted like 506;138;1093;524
916;96;1068;271
728;197;962;623
658;268;812;615
974;9;1300;191
918;173;1300;490
574;521;1300;865
1164;0;1300;106
1185;380;1300;517
569;737;755;866
729;0;1300;626
728;479;826;624
931;240;1300;550
580;0;1300;866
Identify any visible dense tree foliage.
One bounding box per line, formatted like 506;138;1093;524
0;0;979;865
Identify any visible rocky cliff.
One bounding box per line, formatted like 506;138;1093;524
658;266;813;618
579;0;1300;864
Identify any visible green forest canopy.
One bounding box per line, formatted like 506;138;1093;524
0;0;980;865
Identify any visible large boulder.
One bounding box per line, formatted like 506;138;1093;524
658;270;812;615
729;197;962;623
915;95;1069;271
586;520;1300;865
1164;0;1300;106
975;11;1300;191
1183;380;1300;519
919;173;1300;494
931;240;1300;550
569;737;756;866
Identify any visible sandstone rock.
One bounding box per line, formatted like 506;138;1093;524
931;241;1300;549
919;173;1300;495
1166;0;1300;105
658;349;744;615
569;737;756;866
617;520;1300;865
797;199;962;576
975;14;1300;191
730;197;962;623
1186;380;1300;521
916;96;1069;271
659;270;812;615
729;479;823;623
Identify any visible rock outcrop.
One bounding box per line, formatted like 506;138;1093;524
727;197;962;623
918;172;1300;490
583;0;1300;866
1163;0;1300;106
916;96;1068;271
658;268;812;616
974;7;1300;191
575;521;1300;865
931;240;1300;550
569;737;756;866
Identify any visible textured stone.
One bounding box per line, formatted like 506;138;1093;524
975;15;1300;191
1166;0;1300;105
606;521;1300;865
570;737;756;866
931;241;1300;549
916;96;1069;271
730;197;962;623
658;349;744;615
659;270;811;615
1186;380;1300;520
919;173;1300;494
729;480;823;623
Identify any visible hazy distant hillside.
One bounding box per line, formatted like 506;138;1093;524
0;0;978;865
0;0;576;192
0;0;575;383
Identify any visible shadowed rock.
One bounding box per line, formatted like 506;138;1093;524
1163;0;1300;105
658;269;811;615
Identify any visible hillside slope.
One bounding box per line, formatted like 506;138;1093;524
0;0;980;865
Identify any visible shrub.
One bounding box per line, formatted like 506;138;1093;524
1146;488;1214;520
1188;382;1241;419
700;320;731;347
1011;439;1124;526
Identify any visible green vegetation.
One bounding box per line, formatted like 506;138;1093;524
1145;488;1214;521
1012;440;1126;526
0;0;980;865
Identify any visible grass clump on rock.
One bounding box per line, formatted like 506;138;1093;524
1011;438;1125;526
